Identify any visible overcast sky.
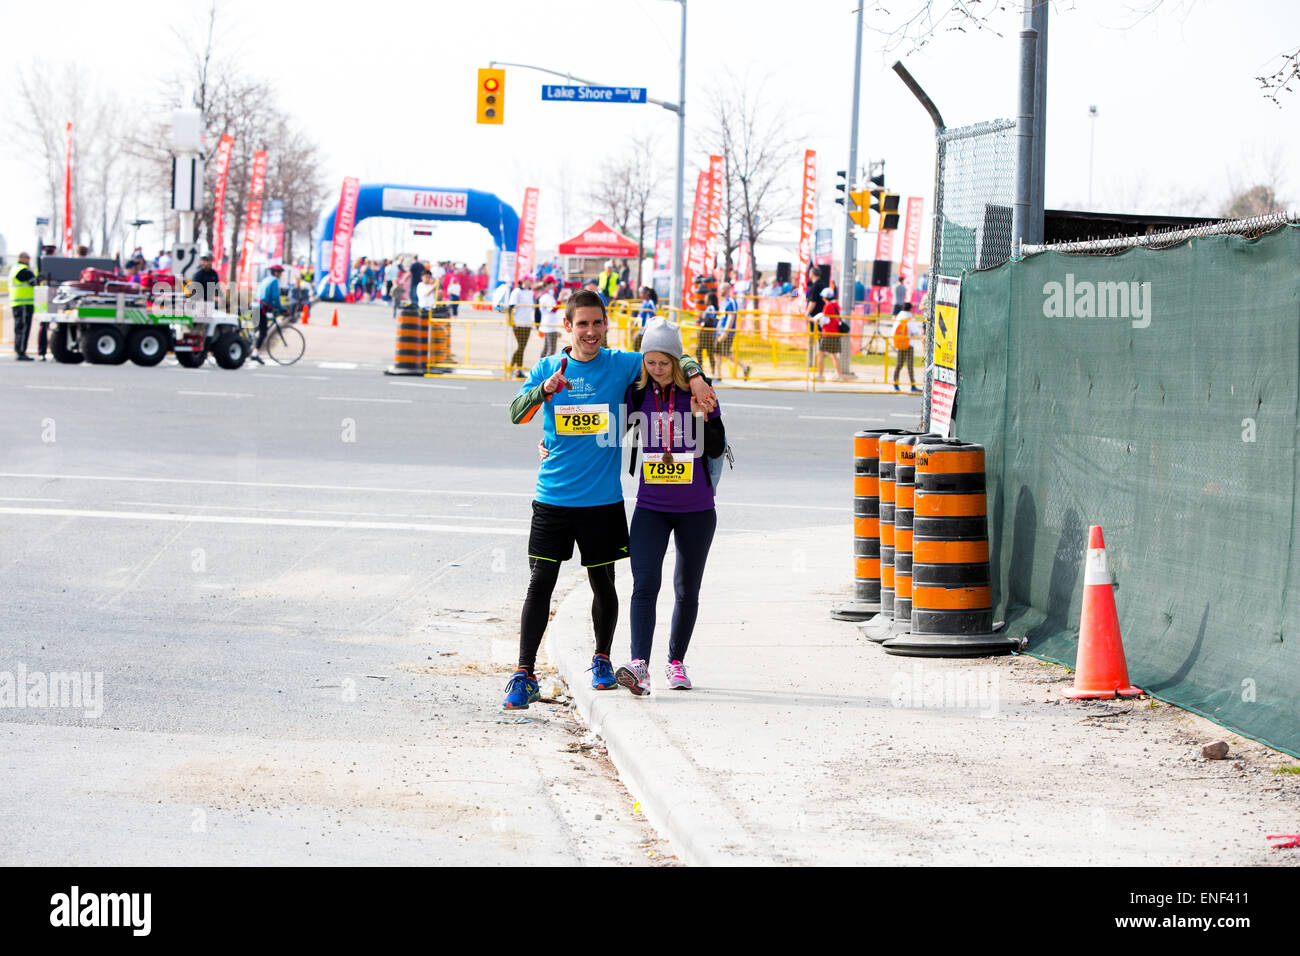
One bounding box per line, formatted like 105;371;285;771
2;0;1297;268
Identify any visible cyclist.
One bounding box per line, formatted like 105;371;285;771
502;289;715;709
251;264;286;365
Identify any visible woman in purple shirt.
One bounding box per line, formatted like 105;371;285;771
615;318;725;694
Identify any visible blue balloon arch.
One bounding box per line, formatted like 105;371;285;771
314;184;520;300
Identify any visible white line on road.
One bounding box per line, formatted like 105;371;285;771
298;375;332;381
889;413;920;419
722;402;795;410
317;396;413;404
0;506;529;536
0;496;63;502
317;361;359;369
113;500;528;522
177;390;254;398
798;415;886;422
24;385;114;392
388;381;468;390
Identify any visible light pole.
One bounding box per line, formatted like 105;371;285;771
671;0;687;310
1088;104;1098;208
841;2;864;317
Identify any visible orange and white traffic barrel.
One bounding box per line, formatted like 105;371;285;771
861;430;918;642
832;429;907;621
385;305;428;376
889;433;938;636
882;438;1020;657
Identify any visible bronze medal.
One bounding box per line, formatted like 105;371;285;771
662;451;674;466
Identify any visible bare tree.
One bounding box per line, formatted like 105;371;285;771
703;71;800;287
1258;45;1300;105
587;138;664;287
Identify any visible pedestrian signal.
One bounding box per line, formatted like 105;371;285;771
477;68;505;125
848;189;871;228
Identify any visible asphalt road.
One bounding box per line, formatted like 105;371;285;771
0;352;922;864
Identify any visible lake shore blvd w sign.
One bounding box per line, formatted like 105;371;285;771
541;85;646;103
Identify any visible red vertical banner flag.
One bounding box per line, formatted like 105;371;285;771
211;134;235;278
63;122;74;253
237;150;269;291
682;169;711;308
327;176;361;290
899;196;925;290
795;149;817;299
705;154;723;271
513;187;540;284
873;221;896;264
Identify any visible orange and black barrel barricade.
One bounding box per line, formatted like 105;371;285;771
887;433;939;637
385;306;428;376
883;438;1020;657
861;430;913;642
427;305;453;375
831;429;906;621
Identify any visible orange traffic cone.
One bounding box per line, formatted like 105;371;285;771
301;303;310;325
331;309;339;327
1063;526;1142;699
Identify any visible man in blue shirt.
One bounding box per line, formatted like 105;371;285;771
712;282;748;381
502;290;714;708
251;264;285;365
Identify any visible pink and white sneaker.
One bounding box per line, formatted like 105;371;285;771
615;659;651;696
665;659;692;690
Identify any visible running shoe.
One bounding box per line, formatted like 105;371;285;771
665;659;692;690
615;659;651;696
502;668;540;710
589;653;617;690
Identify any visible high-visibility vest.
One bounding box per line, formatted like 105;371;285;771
8;262;36;306
599;270;618;297
893;316;913;350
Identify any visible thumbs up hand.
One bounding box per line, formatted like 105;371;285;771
543;357;569;397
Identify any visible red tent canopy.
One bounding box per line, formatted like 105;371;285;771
556;219;640;257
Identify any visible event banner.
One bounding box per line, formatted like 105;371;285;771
900;196;924;288
795;149;816;298
514;186;539;283
928;274;962;437
63;122;74;253
237;150;268;291
327;176;361;287
814;227;833;267
705;154;723;270
652;216;673;275
259;200;285;265
211;134;234;277
873;217;896;264
683;169;710;306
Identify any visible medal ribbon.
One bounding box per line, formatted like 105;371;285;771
652;383;675;458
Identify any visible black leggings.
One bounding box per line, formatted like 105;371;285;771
517;558;618;672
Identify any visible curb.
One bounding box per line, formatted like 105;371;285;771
546;568;763;867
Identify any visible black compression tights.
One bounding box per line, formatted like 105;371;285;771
517;559;618;673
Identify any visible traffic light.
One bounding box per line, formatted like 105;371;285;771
869;190;900;230
834;170;848;206
477;68;505;125
848;189;871;228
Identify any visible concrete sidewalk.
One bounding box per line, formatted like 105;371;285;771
547;523;1300;866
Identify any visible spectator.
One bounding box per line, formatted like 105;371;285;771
416;270;440;316
696;291;719;375
815;286;842;381
407;257;425;308
538;277;562;358
508;277;536;379
892;301;923;393
893;274;908;315
804;264;828;369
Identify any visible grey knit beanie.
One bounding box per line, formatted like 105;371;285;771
640;316;683;357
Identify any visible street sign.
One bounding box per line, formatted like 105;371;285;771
173;242;200;279
541;85;646;104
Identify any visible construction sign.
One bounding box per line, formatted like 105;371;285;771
929;275;962;437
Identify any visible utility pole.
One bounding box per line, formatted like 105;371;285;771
671;0;687;309
1013;0;1048;247
841;2;865;316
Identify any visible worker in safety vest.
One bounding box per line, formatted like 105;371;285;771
892;300;922;393
597;260;619;303
8;252;38;361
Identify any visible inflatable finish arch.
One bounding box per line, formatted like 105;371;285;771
314;184;520;300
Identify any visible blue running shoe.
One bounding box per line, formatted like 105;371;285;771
589;653;617;690
503;668;540;710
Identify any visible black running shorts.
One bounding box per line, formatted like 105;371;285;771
528;500;630;567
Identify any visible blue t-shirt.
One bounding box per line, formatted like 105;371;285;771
718;296;738;332
521;347;646;507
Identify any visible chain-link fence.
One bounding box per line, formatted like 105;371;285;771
923;118;1018;428
1020;210;1299;256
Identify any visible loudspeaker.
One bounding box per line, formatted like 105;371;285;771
871;259;892;288
775;261;791;284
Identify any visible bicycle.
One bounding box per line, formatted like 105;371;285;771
242;308;306;366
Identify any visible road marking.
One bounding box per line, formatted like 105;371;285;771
722;402;795;410
889;412;920;419
388;381;468;390
0;471;536;499
177;390;254;398
317;396;413;404
0;496;62;502
24;385;114;392
113;500;528;522
798;415;886;422
299;375;331;381
0;506;529;535
317;361;359;370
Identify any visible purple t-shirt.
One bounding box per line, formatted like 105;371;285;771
627;381;720;513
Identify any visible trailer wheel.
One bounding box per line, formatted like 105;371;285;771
79;325;128;365
175;348;207;368
212;331;249;370
49;325;84;364
128;328;170;367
